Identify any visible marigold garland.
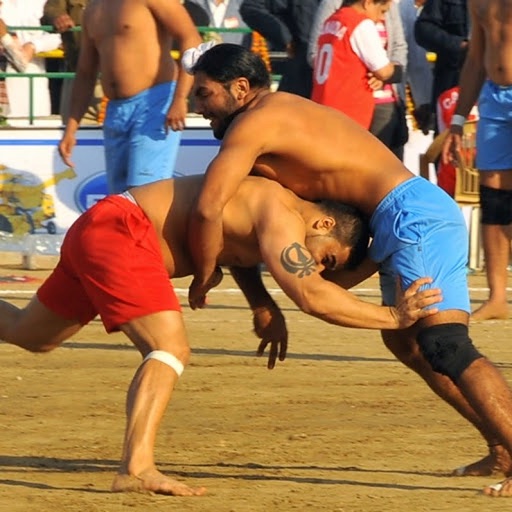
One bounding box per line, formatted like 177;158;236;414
251;31;271;73
97;95;108;124
405;84;417;130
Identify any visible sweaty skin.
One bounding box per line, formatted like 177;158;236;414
187;43;512;497
133;176;440;331
440;0;512;493
0;175;441;496
188;81;414;308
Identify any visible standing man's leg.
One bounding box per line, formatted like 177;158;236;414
471;84;512;321
372;177;512;484
472;176;512;321
111;310;206;496
382;328;512;476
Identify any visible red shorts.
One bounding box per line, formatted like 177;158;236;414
37;195;181;332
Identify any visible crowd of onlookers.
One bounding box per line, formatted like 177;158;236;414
0;0;467;142
4;1;510;322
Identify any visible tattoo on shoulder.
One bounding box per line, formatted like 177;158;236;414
280;242;316;278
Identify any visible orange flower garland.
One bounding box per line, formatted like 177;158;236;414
405;84;417;130
97;95;109;125
251;31;271;73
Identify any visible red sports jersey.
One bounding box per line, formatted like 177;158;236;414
311;7;374;128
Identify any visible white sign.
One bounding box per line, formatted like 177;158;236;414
0;122;219;238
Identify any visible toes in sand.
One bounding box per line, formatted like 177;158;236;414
112;471;206;496
471;302;509;322
483;478;512;497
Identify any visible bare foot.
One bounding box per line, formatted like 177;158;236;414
111;468;206;496
471;301;509;321
483;477;512;497
452;445;512;477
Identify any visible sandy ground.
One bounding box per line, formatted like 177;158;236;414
0;264;511;512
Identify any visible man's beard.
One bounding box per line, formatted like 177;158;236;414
213;96;258;140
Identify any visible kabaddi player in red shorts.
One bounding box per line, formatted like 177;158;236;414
0;175;440;497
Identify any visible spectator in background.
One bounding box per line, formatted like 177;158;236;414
310;0;403;137
368;0;408;160
414;0;470;133
58;0;202;194
442;0;511;327
308;0;338;66
188;0;251;46
240;0;321;98
397;0;433;135
182;0;210;27
0;0;61;118
42;0;104;123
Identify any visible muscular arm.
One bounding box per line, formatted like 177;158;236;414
230;266;278;310
452;4;486;118
231;265;288;369
188;113;271;298
148;0;202;129
441;3;485;164
65;20;98;130
256;200;440;330
322;257;379;290
58;18;98;167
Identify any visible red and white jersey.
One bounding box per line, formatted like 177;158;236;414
311;7;390;128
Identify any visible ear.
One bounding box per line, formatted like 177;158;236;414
313;216;336;233
232;77;251;100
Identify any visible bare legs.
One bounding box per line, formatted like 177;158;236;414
457;358;512;497
1;299;205;496
0;296;81;352
382;326;512;478
472;223;511;321
473;170;512;321
112;311;206;496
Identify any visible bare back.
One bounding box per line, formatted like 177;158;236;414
223;91;413;216
84;0;176;98
473;0;512;85
130;175;296;277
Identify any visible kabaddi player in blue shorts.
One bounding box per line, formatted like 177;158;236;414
57;0;203;193
185;43;512;497
444;0;512;330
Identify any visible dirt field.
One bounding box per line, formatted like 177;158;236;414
1;264;511;512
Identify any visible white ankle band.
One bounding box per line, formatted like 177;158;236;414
143;350;184;377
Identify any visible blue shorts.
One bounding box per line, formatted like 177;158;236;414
103;82;181;193
369;177;470;313
476;80;512;171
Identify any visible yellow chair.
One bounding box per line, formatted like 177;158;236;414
418;120;482;269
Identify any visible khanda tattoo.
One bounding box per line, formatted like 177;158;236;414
280;242;316;278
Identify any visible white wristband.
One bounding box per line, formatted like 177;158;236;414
451;114;466;127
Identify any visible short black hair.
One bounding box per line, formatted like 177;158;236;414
316;200;369;270
192;43;271;89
